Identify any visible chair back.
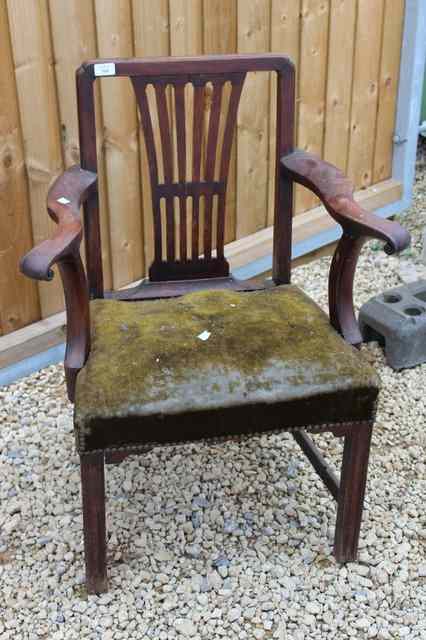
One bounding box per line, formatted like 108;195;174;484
77;54;295;296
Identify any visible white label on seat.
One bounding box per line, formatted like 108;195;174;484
197;330;211;341
94;62;116;77
57;197;70;205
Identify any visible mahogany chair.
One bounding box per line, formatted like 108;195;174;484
21;54;409;594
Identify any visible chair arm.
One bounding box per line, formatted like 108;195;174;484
280;150;410;253
280;150;410;345
20;165;97;402
20;165;97;281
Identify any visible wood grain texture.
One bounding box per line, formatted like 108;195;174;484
74;55;293;288
7;0;64;317
292;430;340;500
49;0;113;290
373;0;405;183
282;149;410;343
0;311;65;369
347;0;385;189
95;0;144;289
20;166;97;280
169;0;203;258
3;2;406;336
80;453;108;594
323;0;357;171
268;0;300;225
130;60;249;280
282;150;410;253
334;423;373;562
20;165;96;397
169;0;203;56
132;0;170;271
0;2;40;335
224;178;402;270
237;0;271;237
295;0;330;214
203;0;238;244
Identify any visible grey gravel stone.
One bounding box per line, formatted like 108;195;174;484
212;554;230;569
175;619;197;636
191;511;202;529
185;543;202;559
197;593;208;607
228;606;242;622
192;496;209;509
154;548;173;562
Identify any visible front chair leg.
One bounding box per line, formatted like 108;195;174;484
80;452;108;594
334;422;373;563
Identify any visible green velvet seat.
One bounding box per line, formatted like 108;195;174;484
74;286;379;452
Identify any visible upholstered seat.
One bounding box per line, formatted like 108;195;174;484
75;286;379;452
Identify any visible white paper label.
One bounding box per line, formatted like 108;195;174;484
57;197;70;205
197;330;211;341
94;62;116;77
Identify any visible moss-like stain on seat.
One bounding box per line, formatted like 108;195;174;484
74;286;379;450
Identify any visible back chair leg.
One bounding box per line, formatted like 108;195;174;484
334;422;373;562
80;452;108;594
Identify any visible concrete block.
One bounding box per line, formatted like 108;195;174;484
359;279;426;370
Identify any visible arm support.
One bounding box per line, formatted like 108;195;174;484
20;165;97;280
20;166;97;400
281;150;410;344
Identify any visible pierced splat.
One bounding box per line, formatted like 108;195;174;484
131;73;245;281
75;54;296;298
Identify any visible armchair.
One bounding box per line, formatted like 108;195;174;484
21;54;409;594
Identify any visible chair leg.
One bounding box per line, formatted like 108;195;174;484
80;452;108;594
334;423;373;563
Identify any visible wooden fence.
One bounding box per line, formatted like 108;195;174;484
0;0;405;337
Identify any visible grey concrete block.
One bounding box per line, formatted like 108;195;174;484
359;279;426;370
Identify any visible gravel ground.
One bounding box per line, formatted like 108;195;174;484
1;146;425;639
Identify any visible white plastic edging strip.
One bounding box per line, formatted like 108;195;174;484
392;0;426;205
0;344;66;388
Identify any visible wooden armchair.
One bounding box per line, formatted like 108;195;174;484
20;54;410;594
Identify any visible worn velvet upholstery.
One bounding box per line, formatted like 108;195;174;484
74;286;379;452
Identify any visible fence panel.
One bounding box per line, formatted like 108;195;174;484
1;0;404;335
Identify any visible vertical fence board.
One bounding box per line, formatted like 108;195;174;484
169;1;203;254
49;0;113;290
169;0;203;55
133;0;170;271
373;0;405;183
237;0;271;237
0;3;40;335
268;0;301;225
95;0;144;289
203;0;238;244
323;0;357;171
7;0;64;317
295;0;330;214
347;0;385;189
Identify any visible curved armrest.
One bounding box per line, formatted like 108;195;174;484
20;165;97;281
20;165;97;402
280;150;410;345
281;150;410;253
